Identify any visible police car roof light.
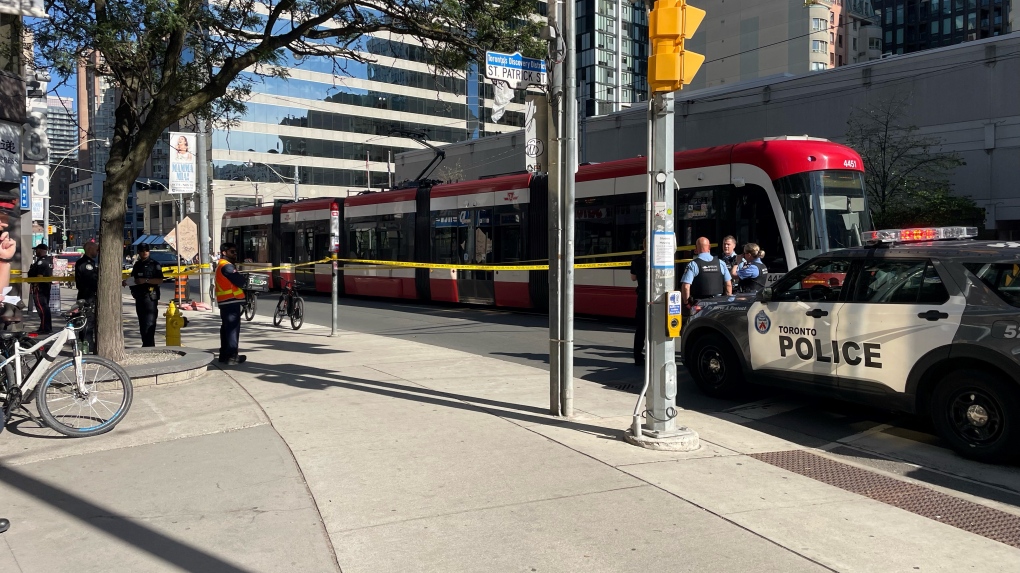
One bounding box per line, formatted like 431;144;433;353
862;226;978;244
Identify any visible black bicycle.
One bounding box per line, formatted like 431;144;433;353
273;280;304;330
240;273;268;322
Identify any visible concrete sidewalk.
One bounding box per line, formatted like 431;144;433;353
2;302;1019;572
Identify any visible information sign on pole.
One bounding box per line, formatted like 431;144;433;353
484;51;548;89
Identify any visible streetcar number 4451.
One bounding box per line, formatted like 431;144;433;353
843;160;859;169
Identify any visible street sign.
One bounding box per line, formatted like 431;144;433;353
19;175;29;210
485;51;547;90
164;217;199;261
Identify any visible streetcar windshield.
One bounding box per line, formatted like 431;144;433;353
775;170;871;263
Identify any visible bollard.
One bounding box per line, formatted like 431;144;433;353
164;300;185;346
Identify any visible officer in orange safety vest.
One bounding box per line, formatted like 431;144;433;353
215;242;248;364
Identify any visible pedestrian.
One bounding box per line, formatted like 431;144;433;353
680;237;732;309
0;192;18;535
733;243;768;294
214;242;247;365
130;243;163;347
629;239;647;366
720;235;738;270
28;242;52;334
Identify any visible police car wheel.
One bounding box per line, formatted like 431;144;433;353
931;371;1020;464
688;333;745;398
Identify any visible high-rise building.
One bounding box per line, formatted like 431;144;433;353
682;0;883;90
46;96;76;218
873;0;1012;55
208;33;528;245
576;1;650;117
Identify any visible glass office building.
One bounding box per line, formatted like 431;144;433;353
210;34;526;209
874;0;1011;54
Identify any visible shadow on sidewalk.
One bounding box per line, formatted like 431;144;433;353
243;362;623;438
0;465;255;573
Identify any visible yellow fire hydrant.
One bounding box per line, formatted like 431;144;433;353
164;301;185;346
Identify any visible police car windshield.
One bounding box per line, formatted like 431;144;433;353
775;170;872;263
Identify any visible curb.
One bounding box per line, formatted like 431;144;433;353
123;346;214;388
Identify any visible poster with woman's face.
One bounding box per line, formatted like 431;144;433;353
172;134;195;161
169;132;197;194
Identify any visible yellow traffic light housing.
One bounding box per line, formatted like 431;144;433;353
648;0;706;93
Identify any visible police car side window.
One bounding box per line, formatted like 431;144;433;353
963;263;1020;308
771;258;852;302
852;260;949;304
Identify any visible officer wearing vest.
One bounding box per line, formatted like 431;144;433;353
733;242;769;294
215;242;248;365
28;243;53;334
130;244;164;346
75;240;100;301
680;237;733;308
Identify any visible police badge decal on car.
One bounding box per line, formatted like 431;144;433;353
754;310;771;334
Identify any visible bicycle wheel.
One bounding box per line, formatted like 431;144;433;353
290;297;304;330
243;293;257;321
0;362;13;434
273;297;286;326
36;356;133;437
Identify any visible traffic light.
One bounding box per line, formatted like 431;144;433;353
47;225;54;234
648;0;706;93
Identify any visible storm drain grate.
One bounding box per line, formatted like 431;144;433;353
750;450;1020;549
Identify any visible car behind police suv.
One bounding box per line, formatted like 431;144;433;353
680;227;1020;464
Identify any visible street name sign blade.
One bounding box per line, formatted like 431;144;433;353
485;51;547;89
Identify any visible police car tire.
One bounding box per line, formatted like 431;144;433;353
688;333;746;398
931;371;1020;464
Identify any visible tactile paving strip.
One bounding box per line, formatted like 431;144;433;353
750;450;1020;549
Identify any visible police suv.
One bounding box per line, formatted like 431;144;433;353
680;226;1020;464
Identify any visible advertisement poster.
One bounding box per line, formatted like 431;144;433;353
169;132;197;194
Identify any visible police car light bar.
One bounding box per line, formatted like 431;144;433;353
862;226;978;243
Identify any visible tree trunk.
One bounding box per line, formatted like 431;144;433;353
97;141;157;360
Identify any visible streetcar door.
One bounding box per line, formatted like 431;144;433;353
457;208;495;304
295;226;316;289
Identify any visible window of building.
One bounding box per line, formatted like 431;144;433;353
838;55;843;65
831;32;835;42
956;15;964;29
853;37;858;50
830;52;835;65
932;20;940;33
812;39;828;52
812;17;828;31
897;27;904;43
838;34;843;47
870;37;882;49
885;30;893;43
831;12;835;23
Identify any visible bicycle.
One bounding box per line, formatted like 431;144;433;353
0;307;132;437
240;273;268;322
273;280;304;330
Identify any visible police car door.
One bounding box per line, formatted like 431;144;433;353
748;257;852;386
835;258;965;395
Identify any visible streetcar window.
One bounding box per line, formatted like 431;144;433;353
432;209;468;264
573;194;644;261
494;204;525;263
677;184;784;272
775;170;870;264
241;225;269;263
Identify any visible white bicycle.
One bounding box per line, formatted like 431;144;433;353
0;307;133;437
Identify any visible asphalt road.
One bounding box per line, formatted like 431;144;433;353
190;287;1020;505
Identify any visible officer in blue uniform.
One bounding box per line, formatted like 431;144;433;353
680;236;733;307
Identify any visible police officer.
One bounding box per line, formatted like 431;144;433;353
680;236;732;307
720;235;739;269
733;243;769;294
130;244;163;347
215;242;247;365
28;243;53;334
629;240;647;366
75;240;99;301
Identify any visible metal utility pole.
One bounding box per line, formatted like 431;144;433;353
197;118;211;308
559;0;577;418
546;0;564;416
627;0;704;450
